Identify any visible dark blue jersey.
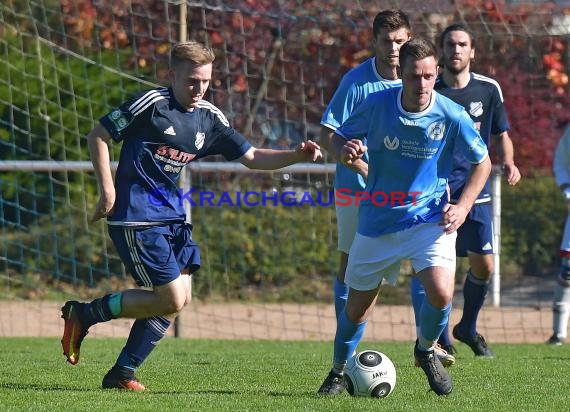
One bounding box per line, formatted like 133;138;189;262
99;87;252;224
435;73;509;202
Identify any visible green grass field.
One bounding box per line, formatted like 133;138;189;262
0;337;567;411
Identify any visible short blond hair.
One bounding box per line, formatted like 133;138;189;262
170;41;215;68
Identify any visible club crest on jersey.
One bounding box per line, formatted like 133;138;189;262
195;132;205;150
469;102;484;117
109;109;128;131
384;136;399;150
427;122;445;140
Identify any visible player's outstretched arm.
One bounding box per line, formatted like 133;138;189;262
441;155;492;234
238;140;322;170
87;123;116;222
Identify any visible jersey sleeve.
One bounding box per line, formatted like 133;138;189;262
321;77;361;131
99;89;159;142
553;124;570;187
206;111;252;161
489;83;510;135
454;109;489;164
334;96;373;141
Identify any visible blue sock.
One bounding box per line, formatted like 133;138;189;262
419;300;451;351
438;323;452;347
412;278;453;347
333;278;349;320
458;269;489;337
116;316;171;371
333;310;366;372
410;276;425;335
82;292;122;327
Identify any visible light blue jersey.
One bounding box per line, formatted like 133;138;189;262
336;88;488;237
321;57;402;192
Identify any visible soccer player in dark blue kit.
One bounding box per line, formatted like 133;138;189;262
60;40;322;390
410;24;521;359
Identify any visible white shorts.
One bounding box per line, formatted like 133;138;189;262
346;223;457;291
335;194;358;254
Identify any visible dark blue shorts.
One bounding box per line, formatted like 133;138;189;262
108;223;201;287
456;202;494;257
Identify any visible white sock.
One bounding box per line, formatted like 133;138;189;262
552;285;570;339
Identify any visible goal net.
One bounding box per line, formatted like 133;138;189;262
1;0;569;343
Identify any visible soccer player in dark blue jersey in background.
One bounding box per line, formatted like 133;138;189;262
410;24;521;359
60;40;322;391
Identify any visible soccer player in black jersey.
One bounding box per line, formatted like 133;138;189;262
410;23;521;359
61;40;321;390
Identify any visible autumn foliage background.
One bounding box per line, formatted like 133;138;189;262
2;0;570;298
54;0;570;171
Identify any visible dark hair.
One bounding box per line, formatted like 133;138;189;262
438;23;476;49
372;9;412;38
398;37;437;69
170;41;215;68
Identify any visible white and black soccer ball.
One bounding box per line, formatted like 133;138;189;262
344;350;397;398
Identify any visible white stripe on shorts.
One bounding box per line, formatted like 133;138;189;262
125;227;153;288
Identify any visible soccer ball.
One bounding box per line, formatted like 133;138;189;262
344;350;397;398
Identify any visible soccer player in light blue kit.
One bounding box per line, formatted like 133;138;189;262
317;38;491;396
410;24;521;358
321;9;453;367
320;8;409;321
60;41;322;391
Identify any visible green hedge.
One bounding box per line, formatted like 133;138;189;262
501;170;566;276
3;174;567;301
